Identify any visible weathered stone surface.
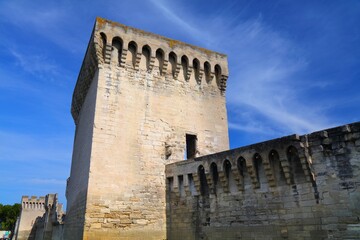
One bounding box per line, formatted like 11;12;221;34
166;122;360;239
64;17;229;239
16;194;64;240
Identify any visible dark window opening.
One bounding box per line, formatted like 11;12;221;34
186;134;197;159
198;165;209;196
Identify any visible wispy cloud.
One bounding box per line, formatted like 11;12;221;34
149;0;210;43
0;1;86;53
149;2;333;135
10;50;59;77
223;17;331;134
228;121;278;136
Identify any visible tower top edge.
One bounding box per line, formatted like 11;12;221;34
95;17;227;58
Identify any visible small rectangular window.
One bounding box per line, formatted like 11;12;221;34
186;134;197;159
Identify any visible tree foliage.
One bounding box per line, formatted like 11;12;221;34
0;203;21;231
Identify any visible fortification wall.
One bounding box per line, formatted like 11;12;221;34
67;17;230;239
166;122;360;239
16;194;65;240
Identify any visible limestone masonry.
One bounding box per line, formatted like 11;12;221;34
66;17;229;240
166;123;360;239
17;17;360;239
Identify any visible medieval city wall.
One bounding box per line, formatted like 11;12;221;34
67;17;230;239
16;194;65;240
166;122;360;239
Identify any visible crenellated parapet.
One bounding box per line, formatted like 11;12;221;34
166;122;360;239
166;121;360;200
166;134;315;196
21;195;46;210
71;17;229;124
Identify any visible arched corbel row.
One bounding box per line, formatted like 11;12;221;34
104;44;112;64
209;72;215;83
95;32;228;92
218;170;229;193
262;155;277;187
274;150;292;185
220;75;228;93
231;167;243;191
291;143;312;181
119;49;128;68
247;163;260;188
134;52;142;70
186;66;192;81
218;160;231;193
148;56;156;71
162;59;169;75
174;62;181;79
299;154;312;182
198;69;204;84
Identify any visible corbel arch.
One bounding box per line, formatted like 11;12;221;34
269;149;286;186
111;37;123;66
168;51;178;78
155;48;165;74
287;145;307;184
193;58;201;84
215;64;222;89
181;55;189;81
204;61;211;83
127;41;138;68
100;32;107;59
140;44;151;70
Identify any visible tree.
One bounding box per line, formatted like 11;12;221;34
0;203;21;231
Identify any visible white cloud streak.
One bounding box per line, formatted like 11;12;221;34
0;1;86;53
10;50;59;77
150;2;332;136
149;0;210;42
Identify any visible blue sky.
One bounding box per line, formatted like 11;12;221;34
0;0;359;206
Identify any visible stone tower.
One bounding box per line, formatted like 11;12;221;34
16;196;45;240
64;17;229;239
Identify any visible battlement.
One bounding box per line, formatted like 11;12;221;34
21;195;46;210
166;121;360;197
71;17;229;123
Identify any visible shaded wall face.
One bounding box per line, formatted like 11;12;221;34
17;209;45;240
63;73;99;240
166;123;360;240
